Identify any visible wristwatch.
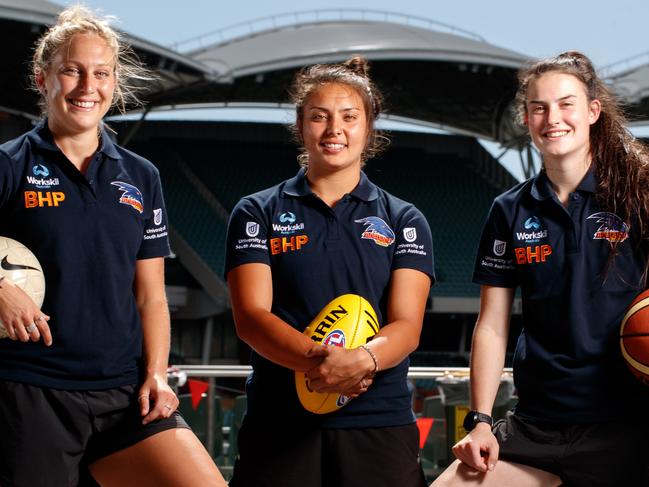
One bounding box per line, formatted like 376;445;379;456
463;410;493;431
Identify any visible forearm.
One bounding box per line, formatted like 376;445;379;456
229;263;324;372
365;319;421;372
234;307;323;372
467;285;514;414
139;298;171;377
362;268;430;372
469;319;509;414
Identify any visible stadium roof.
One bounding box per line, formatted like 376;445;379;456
0;0;213;119
174;10;529;144
603;53;649;124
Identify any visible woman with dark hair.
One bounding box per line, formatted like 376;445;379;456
433;51;649;487
0;5;225;486
225;56;435;487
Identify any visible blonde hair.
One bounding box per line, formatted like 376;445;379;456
32;4;152;114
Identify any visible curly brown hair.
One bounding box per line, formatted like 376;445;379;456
516;51;649;245
288;55;389;168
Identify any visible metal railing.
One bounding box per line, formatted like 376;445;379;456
171;365;513;456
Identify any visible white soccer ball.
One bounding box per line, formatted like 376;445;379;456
0;237;46;338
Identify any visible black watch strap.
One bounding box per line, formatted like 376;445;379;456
463;410;493;431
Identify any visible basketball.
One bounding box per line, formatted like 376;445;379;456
620;289;649;385
295;294;379;414
0;237;46;339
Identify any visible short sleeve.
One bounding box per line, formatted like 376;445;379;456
0;150;16;208
224;197;271;278
137;170;171;259
392;206;435;284
472;200;517;288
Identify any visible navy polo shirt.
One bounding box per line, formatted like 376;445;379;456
474;169;648;423
225;169;434;428
0;120;170;390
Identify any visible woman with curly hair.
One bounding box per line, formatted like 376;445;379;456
433;51;649;487
226;56;435;487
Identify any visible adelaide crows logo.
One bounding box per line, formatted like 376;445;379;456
355;216;395;247
111;181;144;214
587;212;629;243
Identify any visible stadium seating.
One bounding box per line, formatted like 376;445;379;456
366;144;503;297
175;140;299;213
132;141;229;276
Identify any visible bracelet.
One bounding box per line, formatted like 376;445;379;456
359;344;379;377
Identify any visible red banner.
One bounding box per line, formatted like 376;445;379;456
188;379;209;410
416;417;434;449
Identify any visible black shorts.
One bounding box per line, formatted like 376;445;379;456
230;416;427;487
494;412;649;487
0;380;189;487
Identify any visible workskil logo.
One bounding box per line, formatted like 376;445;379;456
279;212;296;223
33;164;49;177
27;163;59;189
272;212;304;235
516;216;547;242
524;216;541;230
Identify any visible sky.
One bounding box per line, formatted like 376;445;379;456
54;0;649;179
57;0;649;69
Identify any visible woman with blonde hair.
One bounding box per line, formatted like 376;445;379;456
0;5;225;486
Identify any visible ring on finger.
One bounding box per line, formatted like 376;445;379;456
25;323;37;334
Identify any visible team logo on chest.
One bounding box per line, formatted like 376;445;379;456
111;181;144;214
355;216;395;247
587;212;629;243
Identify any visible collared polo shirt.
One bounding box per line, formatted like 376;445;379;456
225;169;434;428
474;169;648;422
0;120;170;389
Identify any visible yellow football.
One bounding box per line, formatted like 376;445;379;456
295;294;379;414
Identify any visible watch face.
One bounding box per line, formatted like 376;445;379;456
463;411;492;431
463;411;477;431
